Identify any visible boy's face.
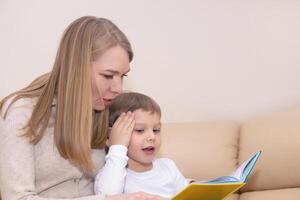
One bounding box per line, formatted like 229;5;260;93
127;109;161;172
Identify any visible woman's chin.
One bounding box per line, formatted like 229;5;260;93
92;103;105;111
103;101;112;107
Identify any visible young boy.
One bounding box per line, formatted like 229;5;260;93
94;92;188;198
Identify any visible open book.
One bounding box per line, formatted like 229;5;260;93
172;151;262;200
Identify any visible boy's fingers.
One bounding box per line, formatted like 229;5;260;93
114;112;126;127
127;114;135;132
118;112;132;129
124;113;135;134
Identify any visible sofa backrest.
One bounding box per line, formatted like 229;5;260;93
159;107;300;194
239;107;300;192
158;121;240;181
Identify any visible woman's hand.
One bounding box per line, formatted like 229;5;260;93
108;112;135;147
105;192;170;200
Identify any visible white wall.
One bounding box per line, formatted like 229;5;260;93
1;0;300;122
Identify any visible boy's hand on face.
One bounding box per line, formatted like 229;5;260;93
108;112;135;147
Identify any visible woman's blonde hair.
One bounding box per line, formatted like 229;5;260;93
0;16;133;172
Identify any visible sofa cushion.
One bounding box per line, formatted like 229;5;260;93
239;107;300;191
224;194;239;200
158;121;240;181
240;187;300;200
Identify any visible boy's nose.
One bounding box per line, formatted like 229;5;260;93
146;132;155;141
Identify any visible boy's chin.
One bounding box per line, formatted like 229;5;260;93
127;158;153;172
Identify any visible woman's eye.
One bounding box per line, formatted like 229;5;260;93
103;74;113;79
121;74;128;79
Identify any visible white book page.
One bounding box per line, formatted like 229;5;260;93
195;151;261;184
230;157;252;180
230;151;261;182
196;176;239;184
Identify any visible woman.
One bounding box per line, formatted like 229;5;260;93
0;16;166;200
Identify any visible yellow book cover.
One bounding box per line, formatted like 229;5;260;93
172;151;261;200
172;182;245;200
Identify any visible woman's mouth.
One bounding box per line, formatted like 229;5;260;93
103;98;112;106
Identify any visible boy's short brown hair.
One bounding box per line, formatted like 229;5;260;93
109;92;161;127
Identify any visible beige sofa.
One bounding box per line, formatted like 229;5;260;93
159;107;300;200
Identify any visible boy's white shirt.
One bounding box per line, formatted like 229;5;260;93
94;145;188;198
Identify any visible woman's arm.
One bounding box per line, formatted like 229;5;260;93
0;101;104;200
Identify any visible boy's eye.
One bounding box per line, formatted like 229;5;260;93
134;129;144;133
153;129;161;134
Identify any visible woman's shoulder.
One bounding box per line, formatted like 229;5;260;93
0;97;37;142
1;96;37;119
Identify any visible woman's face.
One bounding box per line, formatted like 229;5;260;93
91;45;130;111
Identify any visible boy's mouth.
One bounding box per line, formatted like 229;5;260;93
142;146;155;154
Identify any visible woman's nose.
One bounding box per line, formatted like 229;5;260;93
111;78;122;94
